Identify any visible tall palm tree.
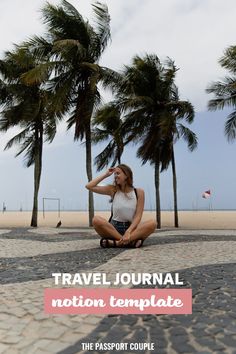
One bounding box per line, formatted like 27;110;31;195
92;102;127;171
114;55;175;228
116;54;196;228
159;85;197;227
0;46;57;227
22;0;117;226
207;45;236;141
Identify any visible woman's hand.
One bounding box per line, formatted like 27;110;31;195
105;167;116;177
122;230;131;245
85;167;116;195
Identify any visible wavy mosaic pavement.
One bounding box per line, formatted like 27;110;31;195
0;228;235;354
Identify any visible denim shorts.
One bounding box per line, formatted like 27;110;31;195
110;219;130;236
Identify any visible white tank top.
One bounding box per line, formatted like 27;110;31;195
112;189;137;222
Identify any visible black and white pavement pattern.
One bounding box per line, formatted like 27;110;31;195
0;228;235;354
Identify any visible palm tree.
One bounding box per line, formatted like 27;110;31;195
22;0;117;226
92;102;127;171
116;54;196;228
0;46;57;227
207;45;236;141
159;85;197;227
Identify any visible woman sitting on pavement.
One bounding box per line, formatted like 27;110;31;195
85;164;157;248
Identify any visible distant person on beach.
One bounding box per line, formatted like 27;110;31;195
2;203;6;213
86;164;157;248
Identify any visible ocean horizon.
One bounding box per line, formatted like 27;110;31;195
2;209;236;212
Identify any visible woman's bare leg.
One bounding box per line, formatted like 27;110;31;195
92;216;122;241
129;220;157;245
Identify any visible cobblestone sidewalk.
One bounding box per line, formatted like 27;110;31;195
0;228;235;354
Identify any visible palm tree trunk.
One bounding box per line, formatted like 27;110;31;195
154;158;161;229
117;149;121;164
116;138;123;165
85;128;94;226
171;147;179;227
31;126;43;227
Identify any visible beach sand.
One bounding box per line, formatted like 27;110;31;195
0;210;236;229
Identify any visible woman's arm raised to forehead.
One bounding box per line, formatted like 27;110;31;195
85;169;115;196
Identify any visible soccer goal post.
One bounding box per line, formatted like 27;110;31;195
42;198;61;218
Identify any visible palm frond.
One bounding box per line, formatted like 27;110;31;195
100;67;123;92
208;95;236;111
207;77;236;111
92;1;111;54
42;1;90;48
173;101;195;123
220;46;236;74
137;131;162;164
44;119;57;143
22;36;53;61
46;70;75;115
225;110;236;141
53;38;81;49
21;61;56;84
93;102;121;126
91;127;110;143
177;124;198;151
52;39;87;62
0;79;10;104
61;0;82;18
4;128;30;150
0;106;26;131
94;140;117;171
207;77;236;96
22;139;36;167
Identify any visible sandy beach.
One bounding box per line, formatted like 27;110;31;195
0;210;236;229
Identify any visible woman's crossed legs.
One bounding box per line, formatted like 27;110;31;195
92;216;157;247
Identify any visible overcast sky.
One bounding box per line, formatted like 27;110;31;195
0;0;236;212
